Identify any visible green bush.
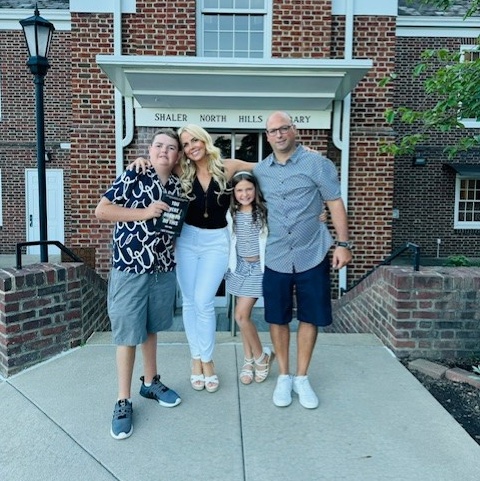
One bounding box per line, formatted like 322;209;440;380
444;255;480;267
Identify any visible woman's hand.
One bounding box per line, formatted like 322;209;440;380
127;157;151;174
319;209;328;223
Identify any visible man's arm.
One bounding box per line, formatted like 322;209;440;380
223;159;256;179
325;198;352;269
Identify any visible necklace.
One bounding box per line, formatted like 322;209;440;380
203;192;208;218
197;175;211;219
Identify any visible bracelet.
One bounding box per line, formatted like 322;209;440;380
335;241;353;250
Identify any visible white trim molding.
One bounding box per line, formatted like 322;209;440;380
397;16;480;37
332;0;398;16
0;9;70;31
70;0;136;14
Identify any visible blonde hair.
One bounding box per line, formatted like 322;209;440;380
177;124;230;200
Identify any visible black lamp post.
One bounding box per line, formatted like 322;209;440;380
20;4;55;262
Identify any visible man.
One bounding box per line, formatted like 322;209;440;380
254;111;352;409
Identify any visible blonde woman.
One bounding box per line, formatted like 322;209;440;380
130;124;253;393
176;125;258;393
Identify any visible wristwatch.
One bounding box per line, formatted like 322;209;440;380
335;241;353;250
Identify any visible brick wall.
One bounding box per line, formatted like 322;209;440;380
272;0;332;58
0;29;72;253
332;16;397;282
393;36;480;258
69;13;117;279
0;262;109;377
332;265;480;360
123;1;196;56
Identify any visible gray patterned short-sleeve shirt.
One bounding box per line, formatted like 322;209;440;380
254;144;341;274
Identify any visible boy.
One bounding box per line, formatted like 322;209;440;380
95;129;184;439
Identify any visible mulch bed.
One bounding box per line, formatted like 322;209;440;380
404;360;480;446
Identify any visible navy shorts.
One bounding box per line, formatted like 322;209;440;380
107;268;176;346
262;257;332;327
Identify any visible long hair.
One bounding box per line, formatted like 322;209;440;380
229;171;267;231
177;124;229;200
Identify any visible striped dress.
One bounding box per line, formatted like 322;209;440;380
225;211;263;298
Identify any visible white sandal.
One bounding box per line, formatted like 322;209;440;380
254;347;275;383
202;361;220;393
190;360;205;391
190;373;205;391
239;358;254;385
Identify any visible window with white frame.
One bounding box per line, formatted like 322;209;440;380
459;45;480;128
198;0;270;58
454;175;480;229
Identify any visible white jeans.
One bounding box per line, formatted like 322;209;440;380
175;224;229;362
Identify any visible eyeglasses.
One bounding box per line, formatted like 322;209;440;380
265;124;293;136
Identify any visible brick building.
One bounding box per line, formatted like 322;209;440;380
0;0;478;304
394;1;480;259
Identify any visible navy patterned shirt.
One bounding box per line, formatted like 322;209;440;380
103;168;183;274
253;145;341;274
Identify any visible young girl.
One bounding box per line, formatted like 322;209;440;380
225;171;274;385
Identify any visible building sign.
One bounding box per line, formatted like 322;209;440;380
135;109;331;130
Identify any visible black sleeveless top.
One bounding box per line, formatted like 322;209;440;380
185;177;231;229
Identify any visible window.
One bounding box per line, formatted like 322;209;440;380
459;45;480;128
198;0;271;58
455;175;480;229
209;130;271;161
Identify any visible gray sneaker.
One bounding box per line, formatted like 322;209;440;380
140;375;181;407
110;399;133;440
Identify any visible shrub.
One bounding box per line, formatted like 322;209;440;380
444;255;480;267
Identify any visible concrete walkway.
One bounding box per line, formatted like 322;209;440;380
1;331;480;481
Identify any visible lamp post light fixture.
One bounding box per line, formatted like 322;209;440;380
20;4;55;262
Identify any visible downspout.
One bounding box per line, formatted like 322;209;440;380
113;0;135;176
332;0;354;293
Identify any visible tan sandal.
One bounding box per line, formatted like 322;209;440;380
239;358;254;385
254;347;275;383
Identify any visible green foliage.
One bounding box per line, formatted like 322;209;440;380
380;0;480;158
473;365;480;375
413;0;480;17
444;255;480;267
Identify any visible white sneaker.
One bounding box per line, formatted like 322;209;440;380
293;376;319;409
273;374;293;407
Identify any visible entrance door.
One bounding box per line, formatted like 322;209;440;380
26;169;65;255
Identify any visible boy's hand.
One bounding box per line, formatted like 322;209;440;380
144;201;169;220
127;157;151;173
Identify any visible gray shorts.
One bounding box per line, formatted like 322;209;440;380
107;268;176;346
